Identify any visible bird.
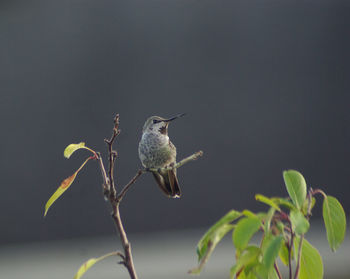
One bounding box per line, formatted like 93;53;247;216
138;114;185;198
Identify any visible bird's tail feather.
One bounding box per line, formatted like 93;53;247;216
152;169;181;198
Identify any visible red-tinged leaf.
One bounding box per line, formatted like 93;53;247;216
44;157;92;216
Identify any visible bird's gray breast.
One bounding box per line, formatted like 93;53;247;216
138;132;176;168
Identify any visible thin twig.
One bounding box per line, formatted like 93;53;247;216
294;236;304;279
117;169;145;202
310;188;327;199
274;262;282;279
96;152;110;197
147;151;203;172
112;203;138;279
288;220;294;279
104;114;120;199
95;114;139;279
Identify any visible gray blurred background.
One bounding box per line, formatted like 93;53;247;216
1;0;349;278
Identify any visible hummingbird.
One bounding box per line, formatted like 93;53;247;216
138;114;185;198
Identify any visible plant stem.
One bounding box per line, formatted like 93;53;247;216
274;262;282;279
112;203;138;279
147;151;203;172
117;169;145;202
287;221;294;279
104;114;120;199
97;114;139;279
294;235;304;279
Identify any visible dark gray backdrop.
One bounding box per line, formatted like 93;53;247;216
1;0;349;245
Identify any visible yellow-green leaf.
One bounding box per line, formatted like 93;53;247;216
190;223;235;275
255;194;281;211
242;210;257;218
64;142;95;158
196;210;241;261
44;157;92;216
74;252;121;279
271;197;296;211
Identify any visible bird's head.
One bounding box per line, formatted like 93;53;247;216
142;113;186;135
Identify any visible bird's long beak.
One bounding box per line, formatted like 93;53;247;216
163;113;186;123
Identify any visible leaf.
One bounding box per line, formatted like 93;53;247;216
192;210;241;274
298;238;323;279
233;217;262;252
74;251;121;279
262;235;283;273
279;241;290;266
263;207;276;233
255;194;281;211
190;224;234;275
44;157;92;216
271;198;296;211
322;195;346;251
242;210;257;219
301;197;316;216
64;142;95;159
230;246;261;279
290;210;310;234
283;170;307;209
196;210;241;261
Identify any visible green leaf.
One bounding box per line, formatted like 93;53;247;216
263;207;276;233
255;194;281;211
64;142;95;158
44;157;92;216
301;197;316;216
190;223;234;275
262;235;283;272
278;241;290;266
242;210;258;218
271;197;296;211
275;221;284;234
283;170;307;209
290;210;310;234
322;195;346;251
73;251;121;279
233;217;262;252
230;246;261;278
298;238;323;279
196;210;241;261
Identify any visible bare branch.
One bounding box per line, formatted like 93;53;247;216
147;151;203;172
117;170;145;202
95;114;139;279
96;152;110;198
112;204;138;279
104;114;120;199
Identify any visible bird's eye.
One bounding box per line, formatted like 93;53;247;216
153;119;157;124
